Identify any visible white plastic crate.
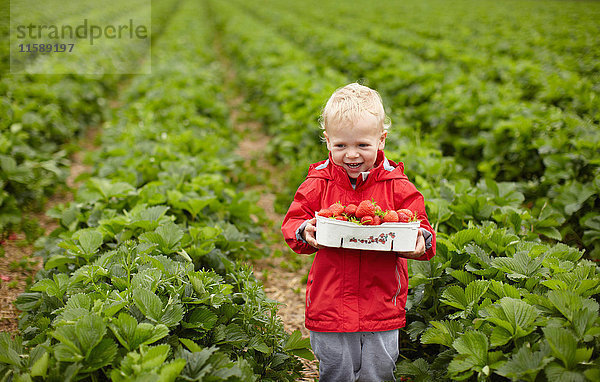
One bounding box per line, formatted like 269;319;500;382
315;215;420;252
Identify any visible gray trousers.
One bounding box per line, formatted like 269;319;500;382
310;330;399;382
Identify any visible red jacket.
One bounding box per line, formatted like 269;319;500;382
281;151;436;332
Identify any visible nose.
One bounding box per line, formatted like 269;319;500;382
346;149;359;159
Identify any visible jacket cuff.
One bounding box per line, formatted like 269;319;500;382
296;220;310;244
420;228;433;250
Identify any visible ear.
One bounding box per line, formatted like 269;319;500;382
323;131;332;151
378;131;387;151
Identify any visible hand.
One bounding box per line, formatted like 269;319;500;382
396;229;426;259
303;218;323;249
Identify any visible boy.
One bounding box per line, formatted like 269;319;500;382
281;83;436;381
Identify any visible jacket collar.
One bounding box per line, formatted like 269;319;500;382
307;150;408;190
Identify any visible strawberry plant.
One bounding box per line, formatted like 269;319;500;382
1;0;310;379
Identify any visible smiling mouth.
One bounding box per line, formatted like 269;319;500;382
346;163;362;169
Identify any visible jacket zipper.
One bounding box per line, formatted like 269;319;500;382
393;264;401;306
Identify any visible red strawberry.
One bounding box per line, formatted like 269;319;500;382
383;210;399;223
8;233;18;241
360;216;374;225
355;200;375;219
318;209;333;217
335;215;348;221
344;204;358;216
397;211;411;223
397;209;419;222
373;215;382;225
397;209;414;218
329;202;345;216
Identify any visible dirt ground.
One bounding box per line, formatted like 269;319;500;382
233;106;319;381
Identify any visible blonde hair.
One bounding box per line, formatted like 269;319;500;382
320;83;391;133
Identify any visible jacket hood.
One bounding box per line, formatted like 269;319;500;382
306;150;408;189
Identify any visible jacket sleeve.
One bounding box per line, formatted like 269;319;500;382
281;177;324;254
394;179;436;261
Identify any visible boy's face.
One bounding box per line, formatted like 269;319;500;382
324;114;387;179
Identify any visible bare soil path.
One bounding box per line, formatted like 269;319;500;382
213;36;319;381
233;108;319;381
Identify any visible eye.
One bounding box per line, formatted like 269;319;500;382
335;144;345;148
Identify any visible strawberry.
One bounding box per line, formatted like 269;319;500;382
8;232;18;241
329;202;345;216
355;200;375;219
374;205;383;216
383;210;399;223
318;209;333;217
344;204;358;216
397;209;414;218
335;215;347;221
373;215;382;225
397;211;412;223
360;216;374;225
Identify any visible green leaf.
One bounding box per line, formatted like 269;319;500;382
0;332;22;366
489;326;512;347
109;313;169;351
158;358;186;382
421;320;462;347
44;254;75;270
160;303;184;328
284;330;311;352
544;362;586;382
131;268;162;293
182;307;218;331
112;344;172;380
480;297;539;341
440;280;489;317
451;270;477;286
547;290;599;323
82;337;118;372
180;338;204;353
133;288;163;323
30;273;69;300
544;326;578;369
86;178;135;201
441;285;468;310
496;343;551;382
216;323;248;346
139;222;183;254
75;314;107;359
248;335;271;354
452;331;489;366
77;229;103;257
491;251;545;281
30;351;49;377
488;280;521;299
